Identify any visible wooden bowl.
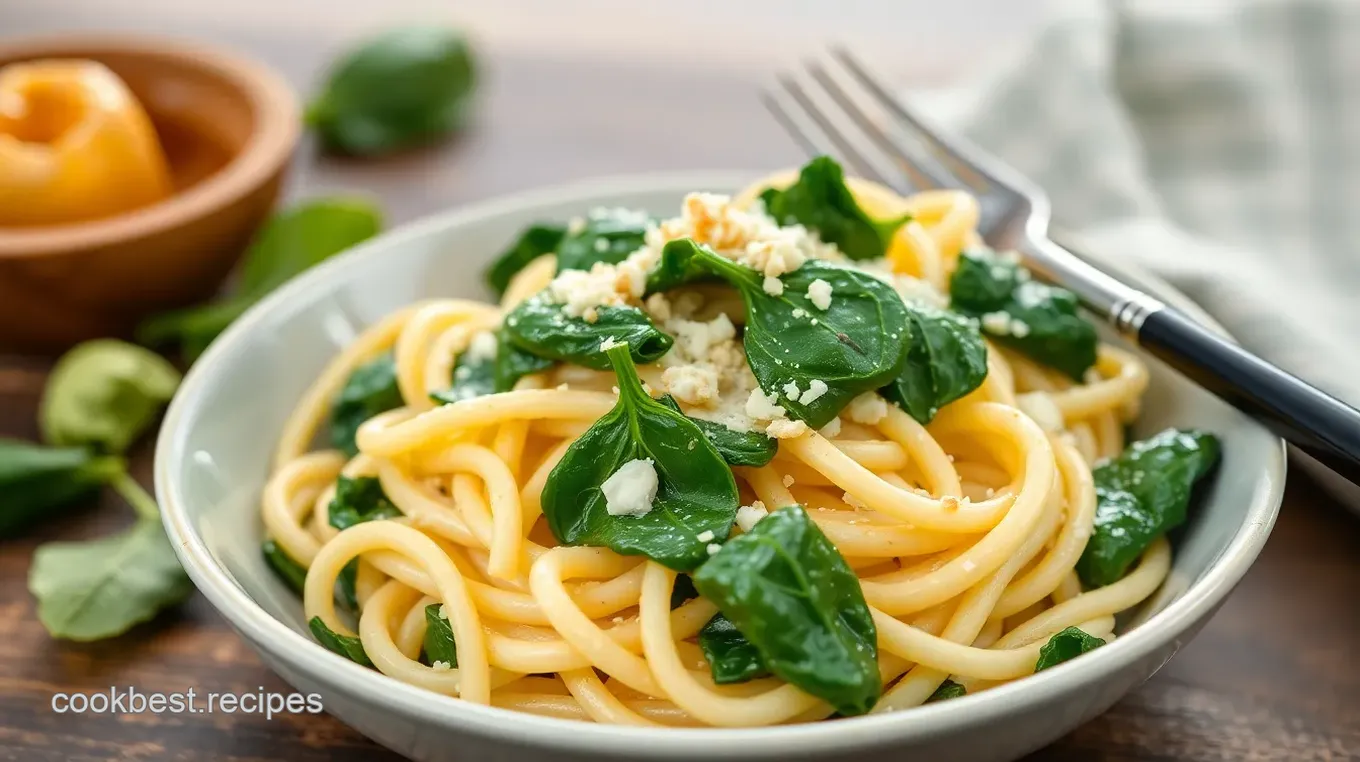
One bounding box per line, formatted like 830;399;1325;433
0;35;299;352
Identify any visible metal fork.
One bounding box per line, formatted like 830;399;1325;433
767;48;1360;486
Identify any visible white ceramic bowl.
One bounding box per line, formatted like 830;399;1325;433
155;173;1285;762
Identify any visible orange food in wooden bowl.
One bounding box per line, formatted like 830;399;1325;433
0;35;299;352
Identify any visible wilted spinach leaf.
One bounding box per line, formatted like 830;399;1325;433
927;679;967;702
502;295;672;370
541;343;738;570
556;208;652;274
698;613;771;684
309;616;373;667
421;603;458;667
949;249;1097;380
693;505;880;715
331;354;404;456
1077;429;1220;588
329;475;402;530
881;304;988;424
654;395;777;467
262;538;308;594
758;156;910;261
0;439;123;538
1034;627;1105;671
486;224;565;298
430;330;553;405
40;340;181;454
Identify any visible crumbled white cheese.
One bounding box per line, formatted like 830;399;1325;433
599;336;620;352
667;313;736;364
567;216;587;235
1016;391;1064;432
782;380;802;400
696;529;716;543
819;416;843;438
806;279;833;311
842;492;868;509
745;388;786;421
438;605;450;620
981;311;1012;335
466;330;498;362
781;474;795;488
593;237;611;253
1009;319;1031;338
961;560;977;573
1015;281;1049;309
662;365;720;407
735;501;768;532
846;393;888;425
792;308;806;318
798;379;828;405
706;543;723;556
431;660;453;671
601;459;659;517
763;276;784;296
644;293;672;322
766;419;809;439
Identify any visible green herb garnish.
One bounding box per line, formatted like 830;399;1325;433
330;354;404;456
1035;627;1105;671
758;156;910;261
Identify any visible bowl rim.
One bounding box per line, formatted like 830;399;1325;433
0;33;299;257
155;171;1286;757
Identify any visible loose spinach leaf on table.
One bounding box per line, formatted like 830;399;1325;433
693;504;880;715
541;343;738;571
698;613;771;685
486;224;566;298
502;295;672;370
1076;429;1220;588
758;155;910;261
881;304;988;424
138;198;383;360
556;208;652;274
949;248;1098;380
926;679;967;702
29;516;193;641
329;475;402;530
1034;627;1106;671
330;354;404;456
655;395;777;467
40;340;182;454
309;616;374;667
0;439;124;538
430;330;553;405
262;538;308;594
668;239;910;428
307;27;477;156
422;603;459;667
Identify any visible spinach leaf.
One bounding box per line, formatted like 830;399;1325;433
0;439;123;538
307;27;477;156
262;539;308;594
503;296;672;370
331;354;404;456
422;603;459;667
138;198;383;360
927;679;967;702
646;235;713;293
337;560;360;611
1077;429;1220;588
329;476;402;530
758;156;910;261
556;208;652;274
1034;627;1106;671
949;249;1097;380
655;395;777;467
40;340;182;454
541;343;738;571
309;616;374;667
670;573;699;609
677;240;910;428
486;224;565;298
430;330;553;405
693;505;880;715
698;613;771;684
881;304;988;424
29;517;193;641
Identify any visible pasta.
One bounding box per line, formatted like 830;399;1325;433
261;159;1218;726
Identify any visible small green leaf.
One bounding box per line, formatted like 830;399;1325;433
330;355;404;456
949;249;1097;380
698;614;771;684
0;439;124;538
309;616;373;667
758;156;910;261
681;240;911;428
422;603;458;667
430;330;553;405
262;539;308;594
137;198;383;360
1077;429;1220;588
28;518;193;641
486;224;565;297
693;505;880;715
670;573;699;609
329;475;402;531
655;395;776;467
308;27;477;156
542;344;738;571
881;304;988;424
40;339;181;454
555;208;652;275
337;560;359;611
926;679;967;702
1035;627;1106;671
502;295;672;370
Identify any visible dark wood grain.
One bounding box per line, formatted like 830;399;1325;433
3;9;1360;762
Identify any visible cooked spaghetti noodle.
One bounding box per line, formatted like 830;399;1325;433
261;166;1176;726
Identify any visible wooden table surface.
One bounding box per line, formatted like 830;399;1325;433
4;5;1360;760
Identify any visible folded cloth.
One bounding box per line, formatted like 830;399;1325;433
920;0;1360;500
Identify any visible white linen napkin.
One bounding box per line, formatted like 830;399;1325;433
919;0;1360;500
